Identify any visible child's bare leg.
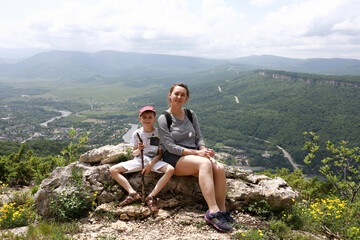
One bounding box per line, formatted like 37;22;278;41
148;164;175;197
109;163;136;194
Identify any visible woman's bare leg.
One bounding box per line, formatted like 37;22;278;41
109;164;136;194
211;160;227;211
174;155;220;214
148;164;175;197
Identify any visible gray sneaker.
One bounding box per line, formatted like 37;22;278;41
223;210;236;224
204;210;233;232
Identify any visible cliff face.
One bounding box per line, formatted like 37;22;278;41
258;71;360;88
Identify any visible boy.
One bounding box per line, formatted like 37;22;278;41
110;106;174;213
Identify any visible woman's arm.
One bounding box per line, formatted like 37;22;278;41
157;114;185;156
190;111;206;147
158;112;214;158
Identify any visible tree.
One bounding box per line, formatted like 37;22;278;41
303;131;360;203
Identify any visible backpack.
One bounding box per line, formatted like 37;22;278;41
162;109;193;129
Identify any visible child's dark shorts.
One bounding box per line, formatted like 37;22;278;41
162;151;182;168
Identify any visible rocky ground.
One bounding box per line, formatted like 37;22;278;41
73;208;265;240
1;187;327;240
1;186;263;239
3;207;265;240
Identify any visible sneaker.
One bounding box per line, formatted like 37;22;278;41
204;210;233;232
223;210;236;224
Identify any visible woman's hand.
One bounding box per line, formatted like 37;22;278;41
196;148;215;159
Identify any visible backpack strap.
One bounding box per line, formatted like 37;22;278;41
162;109;193;130
184;108;193;124
162;111;172;130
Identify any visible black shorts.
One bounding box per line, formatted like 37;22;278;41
163;146;198;168
162;151;182;168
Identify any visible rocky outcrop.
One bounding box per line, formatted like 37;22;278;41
79;143;130;164
258;71;360;88
34;145;297;218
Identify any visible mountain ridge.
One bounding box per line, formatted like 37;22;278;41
1;50;360;78
0;50;226;79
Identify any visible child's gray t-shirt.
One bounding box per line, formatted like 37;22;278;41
157;109;205;156
130;127;162;157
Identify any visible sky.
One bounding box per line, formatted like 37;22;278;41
0;0;359;60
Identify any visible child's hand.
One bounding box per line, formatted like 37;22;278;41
142;162;154;175
138;142;144;151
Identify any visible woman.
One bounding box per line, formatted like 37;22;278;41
157;83;235;232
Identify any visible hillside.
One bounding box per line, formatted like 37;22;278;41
133;68;360;173
230;55;360;76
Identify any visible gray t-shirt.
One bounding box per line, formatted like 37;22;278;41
130;127;162;157
157;109;205;156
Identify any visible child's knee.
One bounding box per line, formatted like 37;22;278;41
109;166;116;175
164;165;175;174
168;166;175;174
109;164;124;175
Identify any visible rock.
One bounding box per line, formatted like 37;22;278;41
111;220;128;232
79;143;130;164
34;145;297;218
246;174;271;184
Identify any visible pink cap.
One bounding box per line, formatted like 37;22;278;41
139;106;156;116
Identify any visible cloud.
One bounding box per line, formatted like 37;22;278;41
243;0;360;58
249;0;278;7
0;0;359;59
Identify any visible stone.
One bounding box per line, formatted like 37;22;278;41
111;221;128;232
34;144;298;218
79;143;130;164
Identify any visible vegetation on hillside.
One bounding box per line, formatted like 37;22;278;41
131;69;360;173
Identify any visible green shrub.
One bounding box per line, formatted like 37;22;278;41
49;168;96;222
269;220;291;239
283;198;360;239
0;196;36;230
247;200;273;219
303;132;360;203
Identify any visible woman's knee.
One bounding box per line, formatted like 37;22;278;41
213;162;225;174
200;159;213;173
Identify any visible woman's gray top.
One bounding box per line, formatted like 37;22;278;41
157;109;205;156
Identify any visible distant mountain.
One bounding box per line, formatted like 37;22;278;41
1;51;360;79
0;50;226;79
230;55;360;75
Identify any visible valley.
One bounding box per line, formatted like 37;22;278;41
1;51;360;173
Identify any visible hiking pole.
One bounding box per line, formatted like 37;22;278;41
136;132;146;205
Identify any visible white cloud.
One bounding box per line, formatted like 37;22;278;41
250;0;278;7
0;0;359;59
243;0;360;58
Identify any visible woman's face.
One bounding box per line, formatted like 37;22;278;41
169;85;188;106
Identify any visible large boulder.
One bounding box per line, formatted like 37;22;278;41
34;145;297;218
79;143;130;164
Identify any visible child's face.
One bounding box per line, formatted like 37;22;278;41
139;111;156;127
